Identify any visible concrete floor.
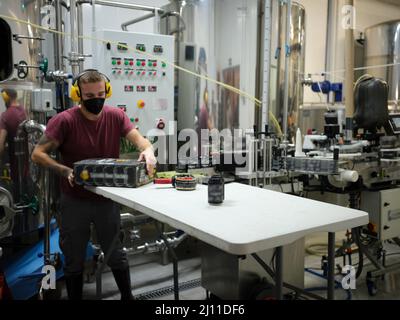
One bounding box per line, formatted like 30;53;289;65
58;231;400;300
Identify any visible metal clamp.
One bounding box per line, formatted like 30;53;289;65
64;52;93;67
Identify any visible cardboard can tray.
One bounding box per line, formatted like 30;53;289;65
74;158;149;188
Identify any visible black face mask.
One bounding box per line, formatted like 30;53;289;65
83;98;105;115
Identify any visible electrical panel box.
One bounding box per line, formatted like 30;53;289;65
361;189;400;240
92;29;174;136
32;88;53;112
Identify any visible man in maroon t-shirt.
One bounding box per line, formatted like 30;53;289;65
32;70;156;300
0;89;27;182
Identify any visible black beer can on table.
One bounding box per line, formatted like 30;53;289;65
208;175;224;204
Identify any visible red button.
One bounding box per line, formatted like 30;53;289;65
157;121;165;130
135;118;139;122
141;61;145;66
153;62;157;67
117;60;121;65
129;61;133;66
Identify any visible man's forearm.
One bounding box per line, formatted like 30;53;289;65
138;138;152;152
134;134;152;152
32;152;71;178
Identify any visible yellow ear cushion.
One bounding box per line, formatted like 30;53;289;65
70;84;81;102
2;91;10;103
105;82;112;99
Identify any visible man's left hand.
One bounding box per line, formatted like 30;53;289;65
138;146;157;177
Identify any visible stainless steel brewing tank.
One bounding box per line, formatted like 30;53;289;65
364;20;400;112
0;0;51;237
0;0;49;84
275;2;306;142
161;0;259;132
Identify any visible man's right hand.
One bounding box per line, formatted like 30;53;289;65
67;170;75;187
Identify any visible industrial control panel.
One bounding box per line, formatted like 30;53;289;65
92;30;174;136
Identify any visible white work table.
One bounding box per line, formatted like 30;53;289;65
87;182;368;300
87;182;368;255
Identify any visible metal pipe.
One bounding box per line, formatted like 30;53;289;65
275;246;283;300
254;138;259;186
261;0;272;132
299;103;344;110
43;168;51;264
328;232;335;300
121;10;184;32
54;0;67;111
95;0;163;12
154;8;160;34
96;231;120;299
70;0;79;75
77;1;84;72
267;138;273;185
344;0;354;117
154;223;179;300
92;0;96;32
325;0;335;82
61;0;70;10
282;0;292;143
54;0;63;71
134;233;188;255
121;12;155;31
262;139;267;187
14;135;26;203
254;0;264;132
120;212;152;225
70;0;77;54
160;11;186;35
76;0;91;4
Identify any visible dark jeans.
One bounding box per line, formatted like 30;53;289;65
59;194;128;276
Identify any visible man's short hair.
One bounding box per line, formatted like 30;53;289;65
2;89;17;101
78;70;106;86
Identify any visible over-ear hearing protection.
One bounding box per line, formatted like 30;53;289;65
1;90;10;104
70;69;112;102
